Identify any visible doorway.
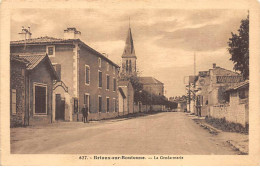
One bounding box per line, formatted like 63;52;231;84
55;94;65;120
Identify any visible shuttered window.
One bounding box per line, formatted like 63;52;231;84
98;96;102;112
85;65;90;85
11;89;17;115
106;97;110;113
98;71;102;88
113;78;116;91
106;75;110;90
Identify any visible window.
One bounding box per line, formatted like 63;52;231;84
113;66;115;74
113;78;116;92
98;58;101;68
129;60;132;72
239;89;248;99
11;89;16;115
98;96;102;113
84;94;90;113
113;98;117;112
85;65;90;85
106;97;110;113
46;45;55;57
126;60;128;71
106;75;110;90
34;83;47;115
98;71;102;88
73;98;78;114
107;62;109;71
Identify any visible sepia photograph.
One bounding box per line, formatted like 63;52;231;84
1;0;260;166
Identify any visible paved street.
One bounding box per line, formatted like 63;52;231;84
11;112;240;154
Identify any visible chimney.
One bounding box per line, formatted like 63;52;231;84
18;26;32;40
64;27;81;39
213;63;216;68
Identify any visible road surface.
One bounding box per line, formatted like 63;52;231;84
11;112;238;154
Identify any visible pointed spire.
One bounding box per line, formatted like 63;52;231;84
122;23;136;58
129;17;130;28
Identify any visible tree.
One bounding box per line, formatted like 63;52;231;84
228;15;249;79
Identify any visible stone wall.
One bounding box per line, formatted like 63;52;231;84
10;61;26;127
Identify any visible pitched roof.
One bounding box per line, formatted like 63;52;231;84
18;54;59;80
11;36;66;45
122;28;136;58
226;80;249;92
19;54;46;70
11;36;120;68
138;77;163;85
212;67;240;76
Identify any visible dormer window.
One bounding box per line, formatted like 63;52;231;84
46;45;55;57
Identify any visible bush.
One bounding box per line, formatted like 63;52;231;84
205;116;248;134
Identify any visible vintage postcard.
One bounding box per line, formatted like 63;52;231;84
0;0;260;166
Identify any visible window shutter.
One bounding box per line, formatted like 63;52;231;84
12;89;17;114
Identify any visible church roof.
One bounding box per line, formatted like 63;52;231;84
138;77;164;85
122;28;136;58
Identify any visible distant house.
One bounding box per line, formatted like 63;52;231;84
138;77;164;96
118;80;134;116
11;27;120;122
10;54;59;127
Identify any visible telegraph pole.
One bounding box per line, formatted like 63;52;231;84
188;82;191;113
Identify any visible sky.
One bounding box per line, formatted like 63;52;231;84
11;8;248;97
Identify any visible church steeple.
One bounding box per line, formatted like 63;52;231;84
121;21;137;77
122;27;136;58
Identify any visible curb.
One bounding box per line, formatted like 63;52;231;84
226;140;248;155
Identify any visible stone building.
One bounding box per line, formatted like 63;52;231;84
194;63;243;117
11;27;120;122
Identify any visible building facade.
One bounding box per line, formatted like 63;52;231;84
11;27;120;122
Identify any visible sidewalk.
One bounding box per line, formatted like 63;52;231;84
186;113;249;154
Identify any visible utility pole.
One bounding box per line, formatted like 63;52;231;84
188;82;191;113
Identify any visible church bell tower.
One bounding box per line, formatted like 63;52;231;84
121;24;137;77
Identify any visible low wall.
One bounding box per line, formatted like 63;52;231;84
209;103;248;127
